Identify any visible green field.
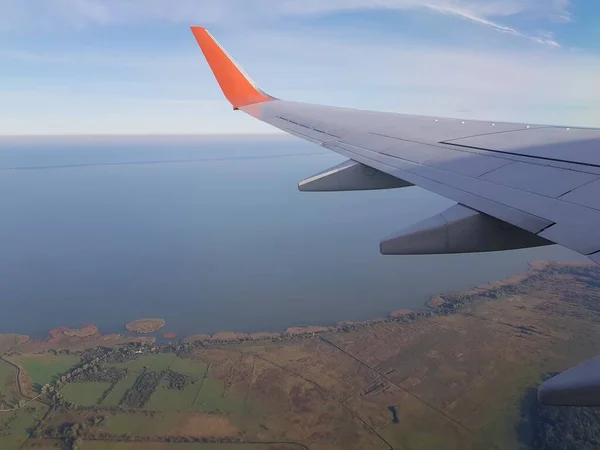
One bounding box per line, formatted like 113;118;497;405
101;373;139;406
0;437;31;449
106;355;206;377
193;378;244;414
17;354;80;389
61;382;112;406
148;353;177;371
0;359;19;403
22;440;61;449
147;376;200;410
79;443;294;450
106;355;156;373
0;402;47;448
169;357;208;377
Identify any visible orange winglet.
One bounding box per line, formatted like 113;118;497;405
191;27;274;110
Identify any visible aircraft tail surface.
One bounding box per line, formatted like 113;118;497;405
190;27;275;110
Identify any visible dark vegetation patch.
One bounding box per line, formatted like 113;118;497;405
520;373;600;450
120;371;164;408
165;370;196;391
70;367;126;384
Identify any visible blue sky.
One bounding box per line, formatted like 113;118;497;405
0;0;598;135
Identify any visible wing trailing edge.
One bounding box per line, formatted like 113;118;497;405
539;355;600;406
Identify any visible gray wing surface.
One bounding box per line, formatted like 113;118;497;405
192;26;600;263
244;101;600;260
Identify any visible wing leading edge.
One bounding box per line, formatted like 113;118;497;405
190;26;600;263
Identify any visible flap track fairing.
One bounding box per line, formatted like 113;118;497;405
298;159;413;192
380;204;552;255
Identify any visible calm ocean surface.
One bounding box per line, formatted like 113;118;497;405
0;135;585;338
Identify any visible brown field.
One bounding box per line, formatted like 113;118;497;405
320;261;600;449
0;334;29;355
182;334;212;343
28;443;308;450
167;414;239;438
211;331;248;341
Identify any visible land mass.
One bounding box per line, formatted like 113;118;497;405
1;260;599;450
61;324;99;339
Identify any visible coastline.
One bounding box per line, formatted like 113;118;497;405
11;259;591;350
2;259;598;449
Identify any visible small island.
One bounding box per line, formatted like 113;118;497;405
125;318;165;334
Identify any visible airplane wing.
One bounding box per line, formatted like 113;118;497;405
191;27;600;264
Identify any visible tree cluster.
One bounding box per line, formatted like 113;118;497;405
0;392;18;410
41;421;85;450
120;371;164;408
0;412;17;436
70;366;127;384
531;401;600;450
80;347;111;363
165;370;195;390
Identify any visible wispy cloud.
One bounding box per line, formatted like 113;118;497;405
1;24;598;135
276;0;573;47
248;30;599;110
0;0;572;46
423;4;562;46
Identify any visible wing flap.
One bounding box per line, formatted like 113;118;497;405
380;140;453;163
426;151;512;177
480;162;599;198
446;127;600;166
380;204;551;255
560;178;600;210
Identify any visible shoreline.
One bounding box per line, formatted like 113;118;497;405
13;259;592;350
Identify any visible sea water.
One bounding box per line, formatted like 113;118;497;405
0;135;583;337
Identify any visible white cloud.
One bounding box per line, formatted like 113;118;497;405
245;31;599;121
1;24;599;135
0;0;572;46
0;0;595;135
